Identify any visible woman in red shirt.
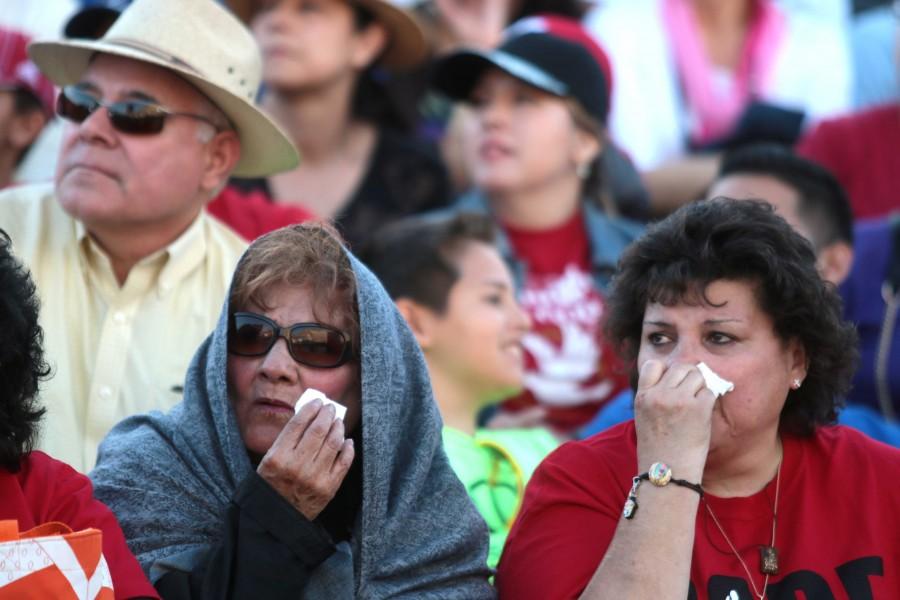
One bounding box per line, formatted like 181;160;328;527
0;229;156;599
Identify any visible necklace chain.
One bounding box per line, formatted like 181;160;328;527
704;461;781;600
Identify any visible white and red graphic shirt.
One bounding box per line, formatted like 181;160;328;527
500;212;628;433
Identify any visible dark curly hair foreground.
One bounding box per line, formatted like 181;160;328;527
0;229;49;471
604;199;858;436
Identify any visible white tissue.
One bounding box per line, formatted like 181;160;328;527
696;362;734;398
295;388;347;420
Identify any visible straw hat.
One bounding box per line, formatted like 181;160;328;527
29;0;299;178
225;0;427;71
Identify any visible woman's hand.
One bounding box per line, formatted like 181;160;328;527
634;360;717;482
257;399;355;520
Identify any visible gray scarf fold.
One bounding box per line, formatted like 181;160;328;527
91;252;494;599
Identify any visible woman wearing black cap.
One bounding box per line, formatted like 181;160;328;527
431;24;643;438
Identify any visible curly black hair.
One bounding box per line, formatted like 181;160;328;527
604;199;859;436
0;229;49;471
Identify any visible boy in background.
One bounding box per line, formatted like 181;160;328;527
362;212;558;567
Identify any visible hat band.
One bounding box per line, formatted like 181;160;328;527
102;37;202;76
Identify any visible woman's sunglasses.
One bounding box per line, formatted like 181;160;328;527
56;85;220;135
228;312;354;369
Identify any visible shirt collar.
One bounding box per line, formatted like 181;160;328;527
76;211;209;297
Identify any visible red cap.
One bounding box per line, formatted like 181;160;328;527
0;27;55;117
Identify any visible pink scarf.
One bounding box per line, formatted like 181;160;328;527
662;0;786;145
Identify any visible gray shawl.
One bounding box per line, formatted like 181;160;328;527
90;251;495;599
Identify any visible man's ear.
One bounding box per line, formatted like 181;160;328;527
817;241;854;287
8;109;47;154
199;129;241;195
395;297;438;350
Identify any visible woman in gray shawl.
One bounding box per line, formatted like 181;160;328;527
90;223;494;599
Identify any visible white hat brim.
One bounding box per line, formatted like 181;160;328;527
29;39;299;178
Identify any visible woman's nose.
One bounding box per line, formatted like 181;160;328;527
258;338;298;382
479;98;510;128
666;339;703;368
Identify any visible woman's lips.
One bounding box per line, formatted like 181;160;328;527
254;397;294;413
479;140;512;161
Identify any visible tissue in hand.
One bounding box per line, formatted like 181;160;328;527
295;388;347;420
696;362;734;398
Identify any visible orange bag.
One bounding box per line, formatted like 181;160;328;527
0;520;114;599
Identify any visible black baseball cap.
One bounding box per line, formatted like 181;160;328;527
432;31;609;126
64;1;132;40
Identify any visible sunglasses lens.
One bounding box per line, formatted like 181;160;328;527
289;326;349;367
229;313;351;367
108;101;167;134
230;315;276;356
56;86;167;134
56;87;95;123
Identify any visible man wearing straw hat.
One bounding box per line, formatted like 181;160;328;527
0;0;299;472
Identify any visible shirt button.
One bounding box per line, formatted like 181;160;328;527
113;311;126;325
99;386;112;399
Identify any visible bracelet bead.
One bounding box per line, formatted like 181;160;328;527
622;462;703;520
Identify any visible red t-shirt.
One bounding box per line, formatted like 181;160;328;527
1;452;157;599
207;186;315;241
496;421;900;599
796;104;900;220
500;211;628;433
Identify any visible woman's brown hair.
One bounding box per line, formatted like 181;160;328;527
230;222;360;349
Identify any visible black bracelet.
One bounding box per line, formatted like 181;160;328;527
622;462;703;520
637;472;705;496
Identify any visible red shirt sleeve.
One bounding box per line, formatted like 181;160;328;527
19;452;158;600
795;105;900;220
207;185;315;241
495;426;636;599
796;120;845;180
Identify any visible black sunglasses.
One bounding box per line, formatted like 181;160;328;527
56;85;220;135
228;312;354;369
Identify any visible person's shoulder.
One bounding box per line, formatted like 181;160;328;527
22;449;78;472
579;419;637;449
476;427;560;454
208;186;314;241
424;189;490;220
475;427;560;476
806;425;900;469
849;216;893;267
583;203;645;243
17;451;92;500
809;103;898;138
200;208;250;256
854;216;893;241
0;181;55;203
544;420;636;472
0;182;64;225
